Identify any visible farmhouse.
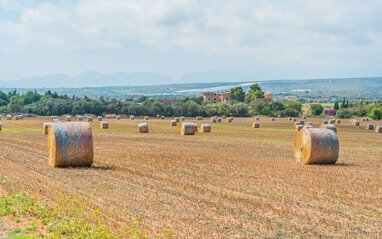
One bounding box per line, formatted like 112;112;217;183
201;91;230;103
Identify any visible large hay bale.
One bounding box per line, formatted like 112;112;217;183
319;124;337;134
199;124;211;133
252;122;260;128
43;122;51;135
181;122;197;135
138;123;149;133
294;128;339;164
196;116;203;121
366;124;374;130
171;120;177;126
66;116;72;122
101;121;109;129
48;122;93;167
375;126;382;133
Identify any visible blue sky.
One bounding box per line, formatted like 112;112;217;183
0;0;382;82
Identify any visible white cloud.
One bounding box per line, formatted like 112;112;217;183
0;0;382;80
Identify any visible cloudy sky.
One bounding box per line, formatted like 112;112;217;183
0;0;381;82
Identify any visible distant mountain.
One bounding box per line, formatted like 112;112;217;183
0;71;178;88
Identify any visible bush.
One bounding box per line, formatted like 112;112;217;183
336;108;353;119
369;107;382;120
310;104;324;116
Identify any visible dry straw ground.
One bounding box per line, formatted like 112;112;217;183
0;117;381;238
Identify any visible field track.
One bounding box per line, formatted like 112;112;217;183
0;117;381;238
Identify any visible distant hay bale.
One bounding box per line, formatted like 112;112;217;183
161;116;165;120
271;117;275;121
0;123;2;131
97;116;102;121
227;117;234;123
294;128;339;164
295;124;303;132
295;121;304;127
156;114;160;118
6;115;11;120
211;117;217;123
66;116;72;122
217;117;222;123
336;119;341;124
77;116;83;121
43;122;51;135
255;117;260;121
116;115;121;120
252;122;260;128
144;116;149;120
323;120;328;124
288;117;292;121
53;119;60;123
304;122;313;129
48;122;93;168
105;114;116;119
14;115;20;120
278;115;281;118
180;117;185;122
175;117;180;122
181;122;197;135
222;116;226;119
302;116;307;120
375;126;382;133
329;119;336;124
292;118;297;122
366;124;374;130
130;115;135;120
87;117;93;122
171;120;177;126
365;118;369;121
319;124;337;134
199;123;211;133
100;121;109;129
138;123;149;133
196;116;203;121
354;121;360;126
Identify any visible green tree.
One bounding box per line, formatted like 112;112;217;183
8;96;24;113
334;101;339;110
310;104;324;116
286;100;302;112
369;107;382;120
245;83;264;103
229;87;246;102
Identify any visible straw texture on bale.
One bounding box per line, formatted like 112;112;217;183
101;121;109;129
319;124;337;134
366;124;374;130
294;128;339;165
181;122;197;135
199;124;211;133
138;123;149;133
252;122;260;128
48;122;93;168
171;120;177;126
375;126;382;133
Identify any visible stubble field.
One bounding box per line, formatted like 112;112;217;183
0;116;381;238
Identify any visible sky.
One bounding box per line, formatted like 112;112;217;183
0;0;382;82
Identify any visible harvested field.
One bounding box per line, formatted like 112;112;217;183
0;117;381;238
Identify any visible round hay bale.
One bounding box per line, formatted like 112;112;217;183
222;116;226;119
14;115;20;120
180;117;185;122
375;126;382;133
354;121;360;126
278;115;281;118
211;117;217;123
271;117;275;121
304;122;313;129
329;119;336;124
181;122;197;135
0;123;2;131
199;123;211;133
156;114;160;118
319;124;337;134
144;116;149;120
138;123;149;133
217;117;222;123
6;115;11;120
97;116;103;121
130;115;135;120
227;117;233;123
43;122;51;135
295;124;303;132
294;128;339;164
196;116;203;121
175;117;180;123
292;118;297;122
48;122;93;168
323;120;328;124
101;121;109;129
336;119;341;124
161;116;165;120
366;118;369;121
255;117;260;121
77;115;83;121
116;115;121;120
295;121;304;127
87;117;93;122
302;116;307;120
66;116;72;122
366;124;374;130
252;122;260;128
171;120;177;126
